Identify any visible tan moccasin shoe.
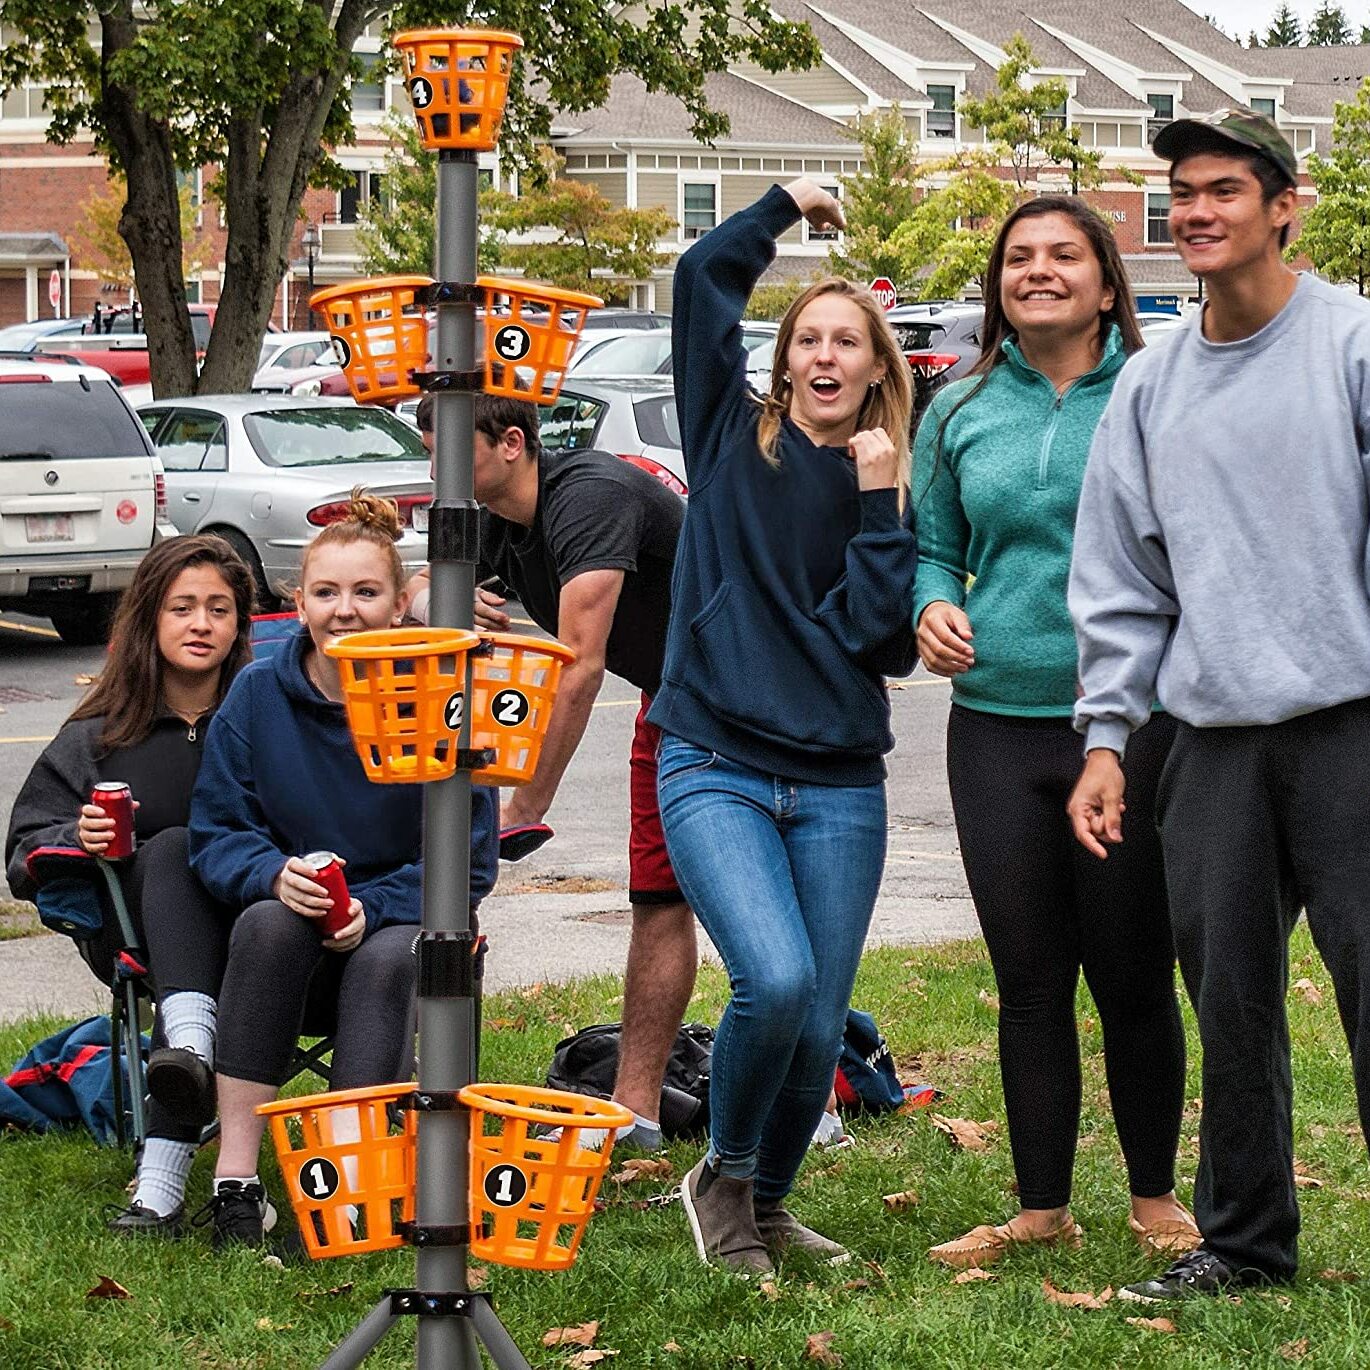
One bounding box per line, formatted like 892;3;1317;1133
928;1216;1083;1270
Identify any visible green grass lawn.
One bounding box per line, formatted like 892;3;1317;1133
1;928;1366;1369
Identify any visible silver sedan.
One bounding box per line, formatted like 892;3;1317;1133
137;394;431;608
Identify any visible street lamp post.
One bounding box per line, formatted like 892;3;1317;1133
302;222;321;326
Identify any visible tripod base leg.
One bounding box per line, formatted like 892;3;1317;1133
471;1299;534;1370
319;1298;399;1370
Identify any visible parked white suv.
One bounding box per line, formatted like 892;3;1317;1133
0;359;178;643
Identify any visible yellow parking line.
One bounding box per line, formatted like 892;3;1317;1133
591;699;638;710
0;619;59;638
0;735;54;745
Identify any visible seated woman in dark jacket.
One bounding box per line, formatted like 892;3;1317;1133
5;535;255;1234
188;491;499;1249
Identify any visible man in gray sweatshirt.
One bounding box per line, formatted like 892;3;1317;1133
1067;110;1370;1302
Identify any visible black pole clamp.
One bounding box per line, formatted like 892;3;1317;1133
418;281;484;308
413;368;485;393
400;1087;464;1112
417;930;479;998
457;747;497;771
394;1221;474;1248
425;500;481;565
386;1288;490;1317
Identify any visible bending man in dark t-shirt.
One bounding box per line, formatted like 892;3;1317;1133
411;394;692;1151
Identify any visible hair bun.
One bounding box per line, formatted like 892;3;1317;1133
345;487;403;543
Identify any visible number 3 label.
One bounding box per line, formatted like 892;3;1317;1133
492;689;529;727
483;1162;528;1207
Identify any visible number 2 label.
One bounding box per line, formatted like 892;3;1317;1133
492;689;529;727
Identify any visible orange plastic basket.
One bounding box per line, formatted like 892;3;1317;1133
309;275;432;404
258;1084;417;1260
478;277;603;404
467;633;577;785
459;1084;632;1271
393;29;523;153
325;627;481;784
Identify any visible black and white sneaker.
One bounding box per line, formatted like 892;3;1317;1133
193;1181;278;1250
1119;1248;1248;1303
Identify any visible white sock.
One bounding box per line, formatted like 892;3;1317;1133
812;1110;845;1147
562;1111;661;1152
131;1138;195;1216
159;992;217;1067
325;1105;362;1193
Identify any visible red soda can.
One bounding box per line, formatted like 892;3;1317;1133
91;782;136;859
302;851;353;937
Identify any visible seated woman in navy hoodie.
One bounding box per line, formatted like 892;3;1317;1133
651;180;916;1273
188;491;498;1248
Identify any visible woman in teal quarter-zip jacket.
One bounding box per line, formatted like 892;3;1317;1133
913;197;1198;1271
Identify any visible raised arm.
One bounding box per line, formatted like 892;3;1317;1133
672;179;843;482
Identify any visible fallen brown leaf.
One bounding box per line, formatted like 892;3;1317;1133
567;1352;618;1368
929;1114;997;1152
1319;1269;1359;1282
1125;1316;1177;1333
487;1015;526;1032
611;1157;674;1184
882;1190;919;1212
468;1265;488;1289
977;988;1000;1012
1292;978;1323;1006
297;1282;354;1300
758;1280;781;1302
663;1343;682;1354
863;1259;889;1283
954;1268;998;1284
842;1278;871;1291
803;1331;842;1366
85;1276;131;1300
542;1321;599;1348
1292;1160;1324;1190
518;981;545;999
0;1315;15;1331
1279;1338;1310;1361
1042;1279;1113;1310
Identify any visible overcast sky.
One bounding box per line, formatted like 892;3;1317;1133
1181;0;1370;41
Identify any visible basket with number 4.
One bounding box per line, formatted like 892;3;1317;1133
467;633;576;785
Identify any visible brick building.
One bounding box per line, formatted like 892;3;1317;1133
1;2;1367;326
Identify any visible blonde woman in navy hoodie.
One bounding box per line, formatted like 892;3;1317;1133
651;180;916;1274
914;197;1194;1270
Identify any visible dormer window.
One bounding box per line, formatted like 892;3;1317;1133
1250;97;1276;119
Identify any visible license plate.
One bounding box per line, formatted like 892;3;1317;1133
412;503;430;534
25;514;75;544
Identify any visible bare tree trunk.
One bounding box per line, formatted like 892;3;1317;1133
98;2;198;397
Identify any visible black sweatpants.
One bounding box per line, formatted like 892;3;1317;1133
947;706;1185;1210
80;827;232;1144
214;900;417;1090
1158;698;1370;1281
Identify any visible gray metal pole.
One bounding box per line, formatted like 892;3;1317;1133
318;1300;399;1370
413;146;482;1370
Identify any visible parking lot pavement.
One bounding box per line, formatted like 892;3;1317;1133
0;612;976;1025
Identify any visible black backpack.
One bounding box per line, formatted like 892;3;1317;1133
546;1021;713;1138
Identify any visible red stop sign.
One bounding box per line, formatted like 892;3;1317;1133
868;277;897;310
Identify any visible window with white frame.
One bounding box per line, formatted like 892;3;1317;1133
681;181;718;240
1146;192;1172;246
805;185;842;243
1146;93;1174;145
1041;99;1067;133
927;85;956;138
338;170;387;223
352;53;386;115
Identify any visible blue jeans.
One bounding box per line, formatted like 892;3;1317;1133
656;735;887;1202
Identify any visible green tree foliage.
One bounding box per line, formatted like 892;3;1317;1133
1306;1;1353;45
478;149;673;299
743;278;819;321
0;0;819;397
1362;23;1370;43
827;106;919;285
888;149;1019;300
356;112;502;276
958;35;1105;191
1265;4;1302;46
73;173;210;288
1295;77;1370;294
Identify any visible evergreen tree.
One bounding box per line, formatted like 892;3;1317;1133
1264;3;1302;45
1307;1;1354;44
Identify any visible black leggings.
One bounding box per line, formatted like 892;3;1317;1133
946;706;1185;1210
80;827;232;1144
214;900;417;1090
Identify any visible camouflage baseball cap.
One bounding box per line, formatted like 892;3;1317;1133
1153;108;1298;184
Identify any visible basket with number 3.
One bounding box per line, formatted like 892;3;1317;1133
466;632;577;785
476;277;602;404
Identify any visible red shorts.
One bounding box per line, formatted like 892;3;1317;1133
629;693;683;905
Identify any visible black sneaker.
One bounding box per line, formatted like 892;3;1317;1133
105;1200;185;1238
1120;1248;1247;1303
193;1181;278;1250
146;1047;216;1128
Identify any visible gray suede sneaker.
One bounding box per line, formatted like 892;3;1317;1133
754;1201;850;1265
681;1157;774;1276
